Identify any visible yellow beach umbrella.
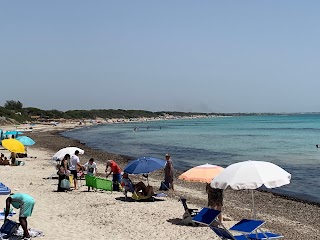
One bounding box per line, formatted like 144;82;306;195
178;163;224;183
1;139;25;153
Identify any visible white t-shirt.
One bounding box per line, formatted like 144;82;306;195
84;162;97;175
69;155;80;170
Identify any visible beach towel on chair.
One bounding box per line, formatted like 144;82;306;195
131;192;154;201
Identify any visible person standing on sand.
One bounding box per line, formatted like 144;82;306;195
4;193;35;239
69;150;82;190
105;160;122;185
83;158;97;191
164;153;174;190
206;183;224;223
57;154;70;192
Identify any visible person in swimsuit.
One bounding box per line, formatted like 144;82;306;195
5;193;35;239
206;183;224;222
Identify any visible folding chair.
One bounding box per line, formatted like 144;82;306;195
211;217;283;239
210;225;250;240
211;225;283;240
179;197;199;226
192;207;220;226
229;219;283;240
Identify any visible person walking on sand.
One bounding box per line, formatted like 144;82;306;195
69;150;82;190
4;193;35;239
206;183;224;223
164;153;174;190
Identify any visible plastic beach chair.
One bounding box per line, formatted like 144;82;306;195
246;232;284;240
192;207;221;226
211;225;283;240
229;219;283;240
229;219;265;234
211;218;283;240
210;225;249;240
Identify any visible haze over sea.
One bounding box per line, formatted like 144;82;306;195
62;114;320;204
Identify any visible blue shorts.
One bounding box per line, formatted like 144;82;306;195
113;174;121;183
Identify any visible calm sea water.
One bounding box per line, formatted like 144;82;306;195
61;114;320;203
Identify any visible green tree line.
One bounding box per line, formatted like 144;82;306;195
0;100;213;124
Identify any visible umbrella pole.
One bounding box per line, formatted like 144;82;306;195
251;190;256;219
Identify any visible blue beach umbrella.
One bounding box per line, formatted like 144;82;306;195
4;131;23;139
16;136;35;146
124;157;166;174
5;131;23;135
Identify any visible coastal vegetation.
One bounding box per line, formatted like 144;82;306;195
0;100;215;124
0;100;293;124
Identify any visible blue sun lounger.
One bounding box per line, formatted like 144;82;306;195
0;183;11;195
210;226;249;240
192;207;221;226
192;208;283;240
229;219;283;239
211;225;283;240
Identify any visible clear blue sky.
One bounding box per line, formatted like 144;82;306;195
1;1;320;113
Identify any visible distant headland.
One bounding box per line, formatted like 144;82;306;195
1;100;319;125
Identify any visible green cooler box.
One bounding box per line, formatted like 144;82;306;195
94;177;113;192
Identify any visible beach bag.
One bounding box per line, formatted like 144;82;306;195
60;177;70;189
0;219;19;236
160;181;169;191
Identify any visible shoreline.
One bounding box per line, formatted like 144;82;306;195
1;123;319;239
61;123;320;206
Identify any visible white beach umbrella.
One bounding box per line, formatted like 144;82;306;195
52;147;84;160
211;160;291;218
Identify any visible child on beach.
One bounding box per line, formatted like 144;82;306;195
83;158;97;191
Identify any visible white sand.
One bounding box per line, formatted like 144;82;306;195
0;123;234;240
0;146;236;240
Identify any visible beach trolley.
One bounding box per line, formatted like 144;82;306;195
85;175;113;192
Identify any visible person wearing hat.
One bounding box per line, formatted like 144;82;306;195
164;153;174;190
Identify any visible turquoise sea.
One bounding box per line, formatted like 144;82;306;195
62;114;320;204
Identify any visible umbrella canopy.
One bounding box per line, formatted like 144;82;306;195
1;139;25;153
52;147;84;160
16;136;35;146
4;131;23;138
211;160;291;190
178;163;224;183
211;160;291;218
124;157;166;174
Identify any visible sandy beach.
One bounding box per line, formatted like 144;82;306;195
0;123;319;239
